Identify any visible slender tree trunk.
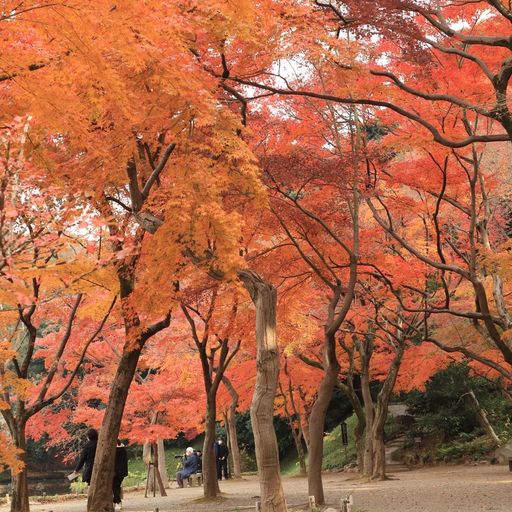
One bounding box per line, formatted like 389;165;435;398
371;399;388;481
292;427;307;476
226;411;241;478
151;443;167;496
468;389;501;445
238;271;287;512
354;417;365;472
157;440;169;487
142;443;155;492
307;352;338;506
202;392;219;498
300;415;310;450
222;376;241;478
361;375;374;478
338;376;366;474
11;422;28;512
87;346;143;512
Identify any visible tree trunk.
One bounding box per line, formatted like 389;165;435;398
292;427;307;476
202;392;219;498
151;443;167;496
469;389;501;445
238;270;287;512
11;422;28;512
157;439;169;487
354;415;365;473
87;347;143;512
371;334;406;480
143;443;155;492
300;415;310;451
361;382;374;478
371;431;386;480
222;376;241;479
307;357;338;505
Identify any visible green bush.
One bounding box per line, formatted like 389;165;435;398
70;480;88;494
435;434;498;462
404;362;512;440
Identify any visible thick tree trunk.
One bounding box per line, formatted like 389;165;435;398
202;393;219;498
238;271;287;512
11;423;28;512
307;359;338;505
87;347;143;512
371;432;386;480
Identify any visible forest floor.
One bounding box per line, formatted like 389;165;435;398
2;464;511;511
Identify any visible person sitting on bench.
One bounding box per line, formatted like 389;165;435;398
176;447;199;488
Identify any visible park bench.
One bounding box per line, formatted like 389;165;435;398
186;472;203;487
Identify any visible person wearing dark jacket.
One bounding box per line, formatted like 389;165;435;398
176;447;199;488
214;438;229;480
113;439;128;508
74;428;98;484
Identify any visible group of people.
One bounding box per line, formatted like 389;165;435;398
175;438;230;488
75;431;231;502
74;429;128;510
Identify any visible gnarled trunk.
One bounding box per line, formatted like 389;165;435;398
11;422;28;512
239;271;287;512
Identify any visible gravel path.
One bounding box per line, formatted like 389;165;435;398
1;464;510;511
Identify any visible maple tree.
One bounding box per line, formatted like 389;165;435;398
2;1;512;512
1;1;278;510
179;282;246;498
250;101;361;503
0;118;117;512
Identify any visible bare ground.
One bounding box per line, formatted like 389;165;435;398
2;464;511;512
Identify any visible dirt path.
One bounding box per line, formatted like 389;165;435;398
1;464;511;511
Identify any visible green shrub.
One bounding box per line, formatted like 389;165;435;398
435;435;498;462
70;480;88;494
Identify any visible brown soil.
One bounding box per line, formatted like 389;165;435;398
1;464;510;511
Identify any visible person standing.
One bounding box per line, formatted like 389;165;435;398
215;438;229;480
74;428;98;485
113;439;128;510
